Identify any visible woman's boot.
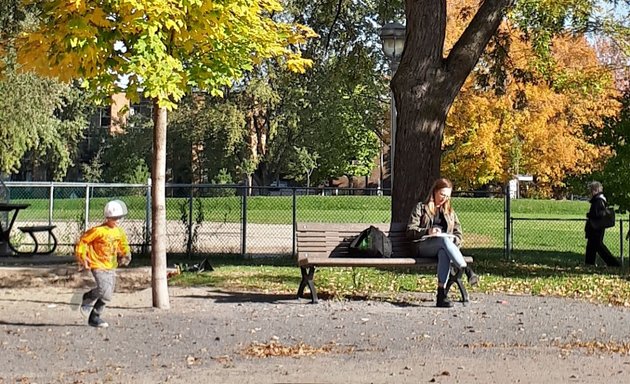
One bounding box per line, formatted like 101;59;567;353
436;287;453;308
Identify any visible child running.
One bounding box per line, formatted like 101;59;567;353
75;200;131;328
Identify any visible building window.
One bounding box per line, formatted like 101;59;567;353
99;107;111;129
131;99;153;119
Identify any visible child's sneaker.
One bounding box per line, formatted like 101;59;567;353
79;304;92;318
88;317;109;328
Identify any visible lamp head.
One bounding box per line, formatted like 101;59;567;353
380;22;406;60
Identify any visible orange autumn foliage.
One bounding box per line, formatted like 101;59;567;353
442;0;621;195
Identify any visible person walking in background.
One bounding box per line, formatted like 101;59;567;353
585;181;621;267
75;200;132;327
407;178;479;308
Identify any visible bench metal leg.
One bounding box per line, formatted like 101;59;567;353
39;230;58;255
7;237;38;255
297;267;318;304
297;267;308;297
445;266;469;304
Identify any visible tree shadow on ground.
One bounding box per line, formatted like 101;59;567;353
464;247;626;278
176;288;426;307
209;273;302;286
0;297;139;310
0;298;79;307
0;320;83;327
178;290;301;304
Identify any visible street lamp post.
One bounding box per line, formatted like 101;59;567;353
379;22;405;194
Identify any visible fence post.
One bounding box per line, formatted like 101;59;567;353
504;183;512;261
619;218;624;271
510;217;514;252
241;182;247;257
48;183;54;225
48;183;54;248
292;187;297;258
186;185;193;256
0;179;8;256
84;184;90;231
143;178;152;256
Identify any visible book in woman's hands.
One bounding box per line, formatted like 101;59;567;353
416;232;457;242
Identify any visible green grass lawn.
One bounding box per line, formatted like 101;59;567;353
12;194;591;222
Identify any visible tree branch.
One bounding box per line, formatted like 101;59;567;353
445;0;513;92
324;0;344;54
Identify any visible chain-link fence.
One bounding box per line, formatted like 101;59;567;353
1;181;628;267
451;190;505;258
509;217;628;267
505;186;630;267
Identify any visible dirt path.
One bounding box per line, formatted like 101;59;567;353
1;267;630;383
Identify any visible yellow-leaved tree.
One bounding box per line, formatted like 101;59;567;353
16;0;316;308
441;0;620;196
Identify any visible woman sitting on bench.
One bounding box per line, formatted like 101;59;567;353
407;177;478;308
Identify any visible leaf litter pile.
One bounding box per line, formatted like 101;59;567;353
557;340;630;355
464;340;630;356
242;340;354;358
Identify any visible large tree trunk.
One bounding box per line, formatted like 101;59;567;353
391;0;511;223
151;102;170;309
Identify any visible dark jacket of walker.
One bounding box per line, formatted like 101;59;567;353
585;193;608;239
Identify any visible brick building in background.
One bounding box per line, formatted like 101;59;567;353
13;93;152;182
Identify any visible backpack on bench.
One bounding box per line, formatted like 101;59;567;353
349;226;393;258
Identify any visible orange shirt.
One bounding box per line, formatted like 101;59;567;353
75;224;130;270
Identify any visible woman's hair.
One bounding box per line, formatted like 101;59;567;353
588;181;603;195
423;178;454;215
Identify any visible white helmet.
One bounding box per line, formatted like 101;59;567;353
104;200;128;219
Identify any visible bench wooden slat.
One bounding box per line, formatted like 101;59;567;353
299;258;442;267
297;222;408;232
298;247;415;256
298;253;473;266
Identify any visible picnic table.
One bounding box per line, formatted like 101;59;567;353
0;203;57;256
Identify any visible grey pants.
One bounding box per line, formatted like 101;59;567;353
82;269;116;319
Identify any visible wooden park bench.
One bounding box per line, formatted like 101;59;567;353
296;222;474;304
